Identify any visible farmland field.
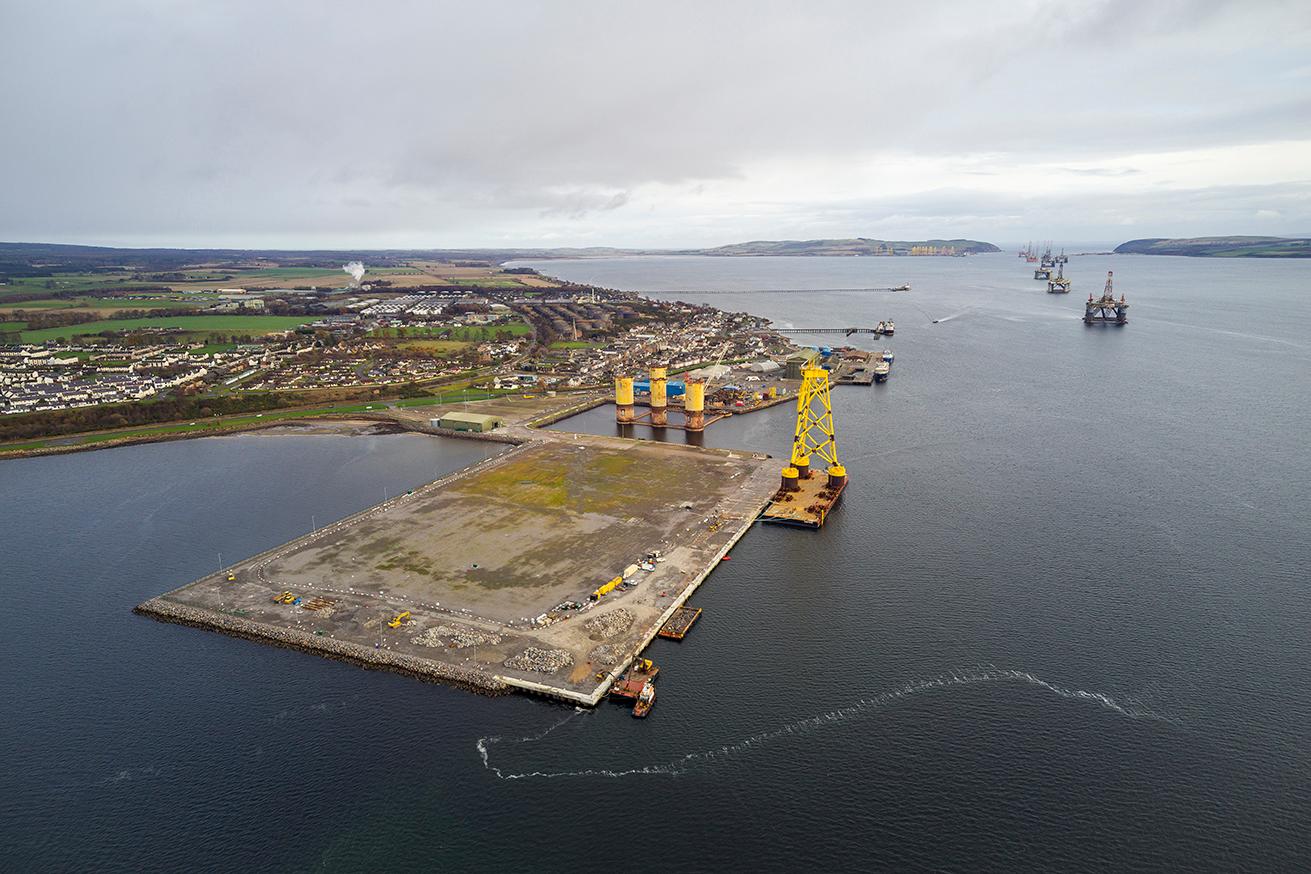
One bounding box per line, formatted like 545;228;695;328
0;296;209;314
19;315;312;343
1;274;162;295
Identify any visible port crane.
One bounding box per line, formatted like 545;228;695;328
698;341;734;394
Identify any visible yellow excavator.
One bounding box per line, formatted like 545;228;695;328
387;610;412;629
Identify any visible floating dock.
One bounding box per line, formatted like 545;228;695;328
658;606;703;640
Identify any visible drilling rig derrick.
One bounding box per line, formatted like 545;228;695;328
1084;271;1128;325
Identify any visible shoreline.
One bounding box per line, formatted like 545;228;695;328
0;416;414;460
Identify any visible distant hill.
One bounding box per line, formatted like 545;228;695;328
1114;237;1311;258
699;238;1000;256
0;236;1001;274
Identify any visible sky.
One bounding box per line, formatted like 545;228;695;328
3;0;1310;249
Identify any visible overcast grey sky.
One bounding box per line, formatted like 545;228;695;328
3;0;1310;248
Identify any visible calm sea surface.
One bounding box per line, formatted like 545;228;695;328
3;253;1310;871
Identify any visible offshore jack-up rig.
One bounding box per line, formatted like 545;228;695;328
761;364;847;528
1085;271;1129;325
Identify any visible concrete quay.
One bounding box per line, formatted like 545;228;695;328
137;394;778;705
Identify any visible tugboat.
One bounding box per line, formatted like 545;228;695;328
881;349;895;363
633;681;655;718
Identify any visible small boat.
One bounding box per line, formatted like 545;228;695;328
881;349;894;363
721;555;731;561
882;320;894;336
633;682;655;718
891;284;910;292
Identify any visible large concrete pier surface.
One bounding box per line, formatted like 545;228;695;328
138;424;777;704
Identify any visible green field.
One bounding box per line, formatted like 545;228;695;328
549;340;598;349
187;342;239;356
0;298;79;309
0;295;209;311
1;273;163;295
19;315;312;343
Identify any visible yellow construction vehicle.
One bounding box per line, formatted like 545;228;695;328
226;572;236;581
272;591;294;604
590;575;623;601
633;658;656;675
387;610;412;629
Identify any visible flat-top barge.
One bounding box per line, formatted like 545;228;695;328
658;606;703;640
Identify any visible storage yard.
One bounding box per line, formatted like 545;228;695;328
138;422;778;704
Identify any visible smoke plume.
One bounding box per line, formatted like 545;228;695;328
343;261;366;286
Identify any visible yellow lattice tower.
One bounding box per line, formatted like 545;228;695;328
780;365;845;489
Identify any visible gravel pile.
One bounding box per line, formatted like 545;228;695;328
412;624;502;649
504;647;574;674
585;608;635;640
588;643;626;666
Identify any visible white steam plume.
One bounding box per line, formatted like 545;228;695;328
342;261;366;286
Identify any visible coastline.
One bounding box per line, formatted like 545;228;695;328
0;416;412;461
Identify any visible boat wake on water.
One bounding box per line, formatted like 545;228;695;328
476;667;1180;781
929;309;972;324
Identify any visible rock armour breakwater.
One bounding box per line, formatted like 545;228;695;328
133;598;509;696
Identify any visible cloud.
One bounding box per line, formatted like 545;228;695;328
2;0;1310;247
1057;167;1142;177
